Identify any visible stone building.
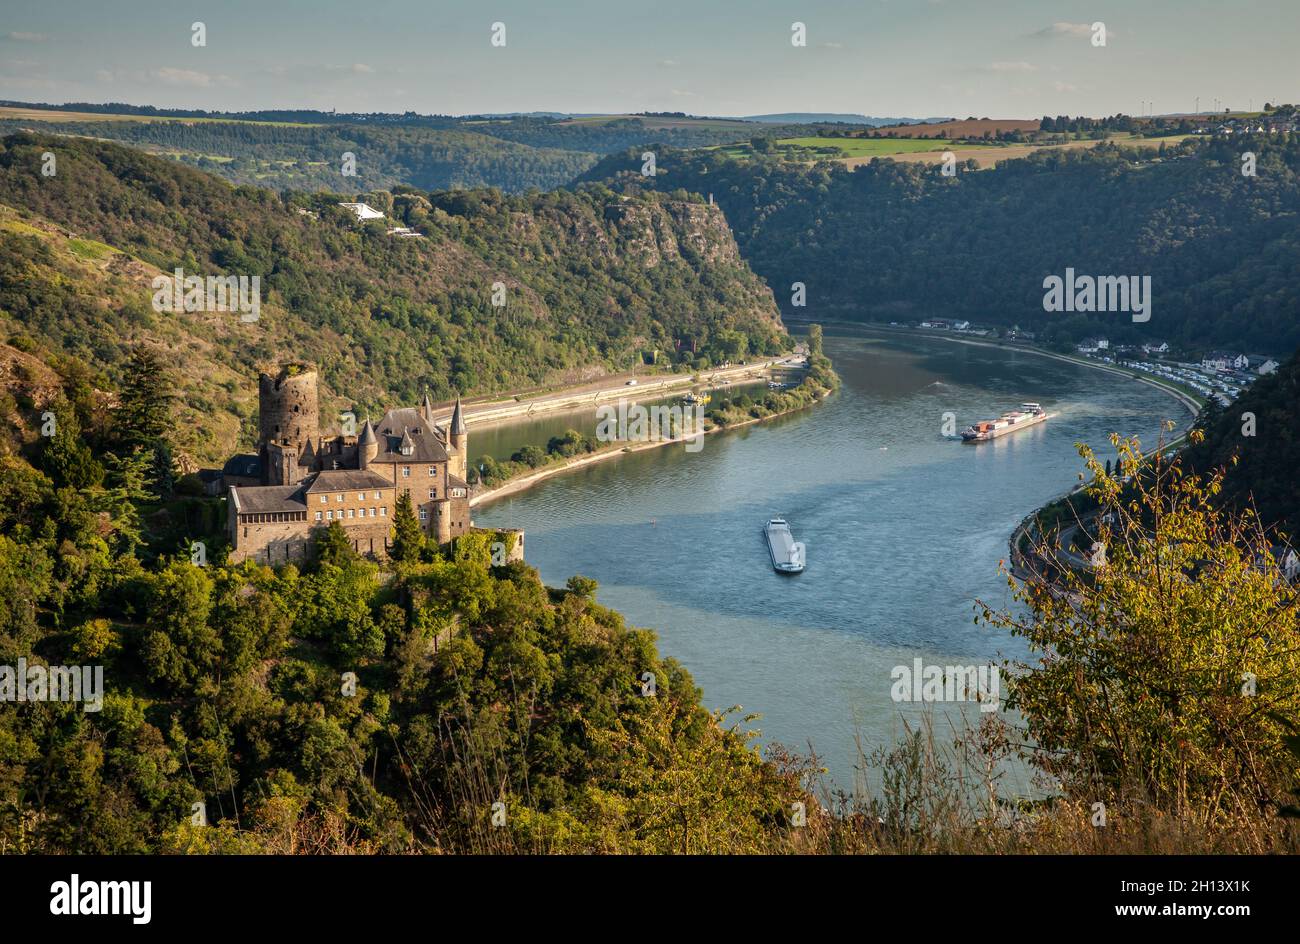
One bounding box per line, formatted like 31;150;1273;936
226;364;473;564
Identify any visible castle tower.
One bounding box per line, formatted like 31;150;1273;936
449;396;467;480
258;365;319;486
358;417;378;469
421;388;436;426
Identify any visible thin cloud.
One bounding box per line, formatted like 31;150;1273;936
1034;22;1094;39
5;31;48;42
152;67;236;88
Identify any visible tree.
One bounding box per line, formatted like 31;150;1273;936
39;400;103;490
114;345;178;498
807;324;823;357
985;433;1300;820
312;520;357;568
115;345;176;450
390;492;424;563
566;575;598;600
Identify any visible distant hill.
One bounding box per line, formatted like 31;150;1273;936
0;102;884;193
0;133;787;463
584;135;1300;354
742;113;945;126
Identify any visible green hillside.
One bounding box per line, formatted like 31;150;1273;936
584;135;1300;353
0;132;786;464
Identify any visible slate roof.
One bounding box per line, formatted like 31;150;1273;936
230;484;304;515
450;397;466;436
232;469;395;516
373;407;449;463
304;469;395;493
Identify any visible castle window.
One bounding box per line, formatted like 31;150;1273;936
372;491;381;499
380;507;387;517
357;493;365;501
327;511;333;520
315;512;322;521
369;507;376;517
402;467;411;477
347;509;354;518
336;493;344;502
428;467;435;476
419;509;427;521
320;495;327;504
429;489;436;499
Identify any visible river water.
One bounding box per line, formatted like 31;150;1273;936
474;329;1192;792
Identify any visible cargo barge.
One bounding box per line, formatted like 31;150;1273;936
763;517;806;573
961;402;1052;443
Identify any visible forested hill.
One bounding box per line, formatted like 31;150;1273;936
1184;346;1300;536
584;135;1300;354
0;107;811;193
0;132;786;463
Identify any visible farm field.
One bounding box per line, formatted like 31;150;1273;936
874;132;1194;169
865;117;1040;137
712;134;998;162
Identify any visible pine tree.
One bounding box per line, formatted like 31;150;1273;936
115;346;176;449
390;492;424;563
114;345;178;498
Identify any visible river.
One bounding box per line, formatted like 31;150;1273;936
474;328;1193;792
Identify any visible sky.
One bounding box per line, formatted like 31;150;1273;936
1;0;1296;119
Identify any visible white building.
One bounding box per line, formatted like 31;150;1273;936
1201;352;1248;371
1142;341;1170;355
1257;358;1280;376
338;202;385;221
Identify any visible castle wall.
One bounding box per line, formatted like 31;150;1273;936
230;517;312;565
230;517;393;564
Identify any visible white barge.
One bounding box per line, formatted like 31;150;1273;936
764;517;806;573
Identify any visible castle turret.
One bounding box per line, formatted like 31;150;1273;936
358;417;378;469
258;365;319;485
422;388;436;425
449;396;467;480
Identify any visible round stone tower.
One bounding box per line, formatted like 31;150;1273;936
258;364;319;485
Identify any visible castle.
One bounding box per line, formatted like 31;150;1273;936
225;364;474;564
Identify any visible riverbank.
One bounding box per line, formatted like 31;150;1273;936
432;356;804;429
472;389;833;508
